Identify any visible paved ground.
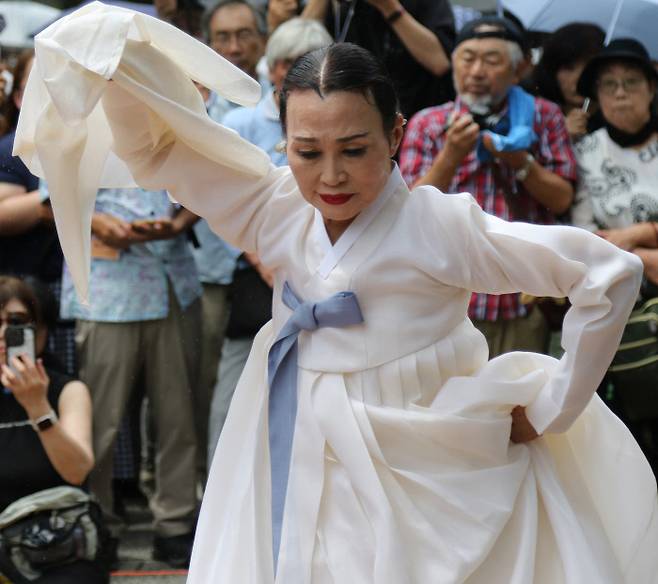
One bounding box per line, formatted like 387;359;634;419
110;502;187;584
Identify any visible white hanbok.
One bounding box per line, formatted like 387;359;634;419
16;4;658;583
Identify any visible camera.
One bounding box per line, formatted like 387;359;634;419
5;325;36;370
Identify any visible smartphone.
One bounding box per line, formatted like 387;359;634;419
5;325;36;372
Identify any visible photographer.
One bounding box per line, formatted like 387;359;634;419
0;276;106;583
400;16;577;357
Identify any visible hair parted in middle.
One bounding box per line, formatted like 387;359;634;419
279;43;400;137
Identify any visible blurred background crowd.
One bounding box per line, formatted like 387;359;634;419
2;0;658;579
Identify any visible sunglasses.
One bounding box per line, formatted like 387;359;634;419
0;312;33;328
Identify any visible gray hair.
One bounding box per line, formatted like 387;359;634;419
265;17;333;71
203;0;267;42
506;40;524;69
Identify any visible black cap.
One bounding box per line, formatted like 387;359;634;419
456;16;527;53
577;38;658;99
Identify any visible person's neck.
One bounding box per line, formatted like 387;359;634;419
324;217;354;245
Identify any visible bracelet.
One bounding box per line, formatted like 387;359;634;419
386;7;405;24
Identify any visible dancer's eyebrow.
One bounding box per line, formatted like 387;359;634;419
291;132;370;143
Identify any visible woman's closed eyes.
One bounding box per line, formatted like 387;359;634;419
296;147;368;160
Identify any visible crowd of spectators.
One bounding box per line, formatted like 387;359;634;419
1;0;658;578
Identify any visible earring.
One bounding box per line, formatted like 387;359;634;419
275;140;287;153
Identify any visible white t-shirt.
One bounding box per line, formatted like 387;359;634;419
572;127;658;231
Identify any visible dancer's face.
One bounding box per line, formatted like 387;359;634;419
285;90;403;243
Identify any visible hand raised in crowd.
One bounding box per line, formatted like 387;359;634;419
565;108;589;140
509;405;540;444
1;356;50;418
443;113;480;164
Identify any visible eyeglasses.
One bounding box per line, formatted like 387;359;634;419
211;28;257;47
597;77;646;96
0;312;33;329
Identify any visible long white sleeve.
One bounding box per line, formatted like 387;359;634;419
14;2;279;302
424;190;643;434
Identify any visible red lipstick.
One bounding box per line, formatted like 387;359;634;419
319;193;354;205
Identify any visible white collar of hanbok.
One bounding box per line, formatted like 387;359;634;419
313;164;404;280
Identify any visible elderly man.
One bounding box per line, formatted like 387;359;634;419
207;17;333;465
400;16;577;357
205;0;268;120
190;0;270;477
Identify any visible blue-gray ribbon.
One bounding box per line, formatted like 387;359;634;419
268;281;363;570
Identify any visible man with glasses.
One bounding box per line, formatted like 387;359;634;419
205;0;268;120
190;0;269;478
400;16;577;359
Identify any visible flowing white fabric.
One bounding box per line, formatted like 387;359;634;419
15;1;268;303
16;4;658;583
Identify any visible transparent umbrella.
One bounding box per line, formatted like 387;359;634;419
503;0;658;60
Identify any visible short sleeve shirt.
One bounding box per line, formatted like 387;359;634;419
0;131;63;282
59;187;201;322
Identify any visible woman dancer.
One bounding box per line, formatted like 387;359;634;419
15;5;658;582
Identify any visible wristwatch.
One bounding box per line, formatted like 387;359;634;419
514;153;535;182
31;410;58;432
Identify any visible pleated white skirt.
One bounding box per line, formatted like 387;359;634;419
188;321;658;584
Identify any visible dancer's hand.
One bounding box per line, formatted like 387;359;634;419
510;406;540;443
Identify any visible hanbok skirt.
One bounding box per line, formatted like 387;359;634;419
188;321;658;584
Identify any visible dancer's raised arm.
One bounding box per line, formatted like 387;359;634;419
15;2;302;301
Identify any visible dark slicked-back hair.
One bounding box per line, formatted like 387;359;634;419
279;43;400;137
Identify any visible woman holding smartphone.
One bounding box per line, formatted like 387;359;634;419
0;276;107;584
